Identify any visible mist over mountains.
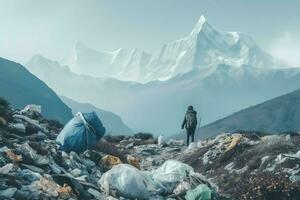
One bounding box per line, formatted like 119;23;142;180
173;88;300;140
60;96;133;135
26;16;300;136
62;16;286;83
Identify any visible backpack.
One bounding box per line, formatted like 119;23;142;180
185;111;197;129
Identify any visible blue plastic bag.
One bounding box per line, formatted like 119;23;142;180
56;111;105;153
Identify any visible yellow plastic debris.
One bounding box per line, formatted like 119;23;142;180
35;177;73;198
100;155;122;169
225;135;243;152
5;149;23;163
57;183;73;198
127;155;141;169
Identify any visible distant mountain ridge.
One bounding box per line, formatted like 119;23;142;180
25;15;300;136
60;96;133;135
192;89;300;139
26;55;300;136
62;15;286;83
0;57;73;123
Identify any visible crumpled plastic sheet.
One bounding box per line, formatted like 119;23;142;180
0;163;13;174
185;184;212;200
99;164;162;199
225;135;243;152
13;114;48;133
20;142;49;165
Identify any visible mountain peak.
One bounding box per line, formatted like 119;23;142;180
198;15;207;24
191;15;208;35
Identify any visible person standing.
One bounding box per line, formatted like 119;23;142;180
181;105;198;146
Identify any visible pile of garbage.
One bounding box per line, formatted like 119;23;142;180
1;97;299;200
96;132;300;199
0;98;226;200
179;133;300;200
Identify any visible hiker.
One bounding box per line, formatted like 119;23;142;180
181;105;198;146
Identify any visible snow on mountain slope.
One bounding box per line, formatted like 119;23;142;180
62;41;152;82
26;55;300;136
62;15;286;83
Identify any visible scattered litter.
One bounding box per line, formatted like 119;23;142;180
151;160;193;192
21;142;49;165
13;114;47;132
21;104;42;114
88;188;106;200
158;135;165;145
173;181;191;195
31;177;73;198
0;163;13;174
167;139;185;146
290;175;300;183
10;123;26;133
0;101;299;200
185;184;211;200
127;155;140;169
5;149;23;162
225;135;243;152
100;155;122;170
99;164;162;199
70;168;82;177
188;142;197;150
21;163;45;173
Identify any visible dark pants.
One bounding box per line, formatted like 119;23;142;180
186;128;195;146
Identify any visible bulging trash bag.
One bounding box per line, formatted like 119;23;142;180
185;184;211;200
56;112;105;153
98;164;162;199
151;160;193;192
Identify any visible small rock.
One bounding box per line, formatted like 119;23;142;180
71;168;82;177
11;123;26;133
125;143;134;149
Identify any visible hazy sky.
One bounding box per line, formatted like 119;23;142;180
0;0;300;66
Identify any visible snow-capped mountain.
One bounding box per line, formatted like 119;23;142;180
62;41;152;82
62;15;286;83
26;55;300;136
25;16;299;136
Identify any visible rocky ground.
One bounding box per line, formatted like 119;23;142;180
0;98;299;200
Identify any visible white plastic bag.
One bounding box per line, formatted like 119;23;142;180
188;142;197;150
22;104;42;114
158;135;164;145
98;164;161;199
0;163;13;174
151;160;193;192
185;184;211;200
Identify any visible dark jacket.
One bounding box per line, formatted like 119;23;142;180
182;110;197;130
